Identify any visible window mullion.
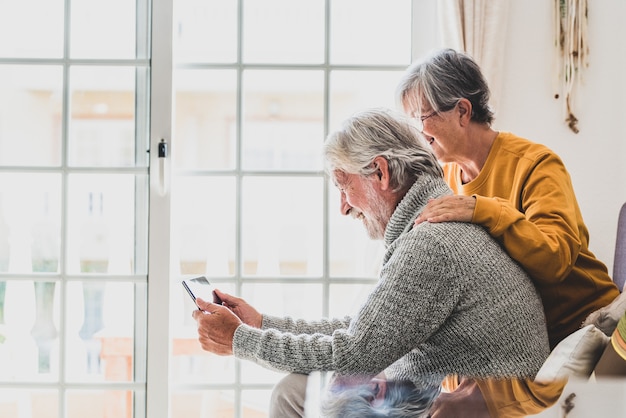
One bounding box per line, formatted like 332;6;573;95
146;0;174;417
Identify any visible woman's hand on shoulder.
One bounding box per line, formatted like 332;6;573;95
414;195;476;226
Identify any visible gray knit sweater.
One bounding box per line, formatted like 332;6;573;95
233;175;550;386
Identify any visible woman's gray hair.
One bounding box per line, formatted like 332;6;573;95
320;380;440;418
395;48;494;125
323;108;443;192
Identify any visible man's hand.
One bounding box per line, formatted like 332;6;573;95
414;195;476;226
213;289;263;328
192;298;243;355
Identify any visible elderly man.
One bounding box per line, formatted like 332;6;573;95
193;108;550;418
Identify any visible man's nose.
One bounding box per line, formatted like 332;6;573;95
340;192;351;216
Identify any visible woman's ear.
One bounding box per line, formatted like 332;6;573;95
457;98;473;125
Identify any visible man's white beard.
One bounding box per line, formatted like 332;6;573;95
361;181;393;241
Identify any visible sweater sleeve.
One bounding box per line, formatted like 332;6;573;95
232;232;459;375
472;152;581;284
261;314;352;335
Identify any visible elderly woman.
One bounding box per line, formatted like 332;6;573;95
396;48;620;418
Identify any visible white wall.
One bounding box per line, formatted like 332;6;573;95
415;0;626;273
495;0;626;273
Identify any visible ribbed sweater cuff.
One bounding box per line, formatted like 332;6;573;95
232;324;263;360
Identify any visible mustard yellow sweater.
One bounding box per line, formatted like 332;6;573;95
444;132;619;349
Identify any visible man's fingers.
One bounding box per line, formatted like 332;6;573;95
198;336;233;355
195;297;220;313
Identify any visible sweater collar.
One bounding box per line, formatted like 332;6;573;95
384;175;452;246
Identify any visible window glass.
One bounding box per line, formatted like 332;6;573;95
0;65;63;167
241;283;324;321
241;177;324;277
66;389;134;417
329;70;406;131
0;173;62;273
70;0;137;59
239;282;323;383
0;0;149;416
0;389;58;418
330;0;412;65
242;70;325;171
174;69;238;170
0;0;64;58
172;176;237;276
0;280;60;381
169;1;415;416
172;280;237;385
66;174;144;275
69;67;140;168
174;0;238;63
329;283;376;318
243;0;325;64
241;390;273;417
65;281;136;383
171;390;235;418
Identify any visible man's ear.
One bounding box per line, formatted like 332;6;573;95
457;98;472;126
372;156;391;191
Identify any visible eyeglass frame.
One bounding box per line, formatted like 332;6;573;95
414;110;437;132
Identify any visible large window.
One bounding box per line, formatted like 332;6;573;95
0;0;150;417
0;0;434;417
168;1;416;416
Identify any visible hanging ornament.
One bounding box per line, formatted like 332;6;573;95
554;0;588;133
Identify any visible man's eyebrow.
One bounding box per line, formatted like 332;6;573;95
333;171;351;187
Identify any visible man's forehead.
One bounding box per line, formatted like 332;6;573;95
331;170;349;186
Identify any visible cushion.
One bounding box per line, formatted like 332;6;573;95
534;325;610;383
582;291;626;336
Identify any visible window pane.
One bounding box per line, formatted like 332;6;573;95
328;179;384;278
0;280;60;381
69;67;140;168
239;283;323;383
241;361;284;385
0;0;64;58
171;390;235;418
241;283;323;320
243;0;325;64
241;390;272;418
329;283;375;318
65;281;135;382
242;70;324;171
330;0;412;65
67;389;133;418
0;389;58;418
0;65;63;167
174;70;237;171
0;174;61;273
70;0;136;59
172;279;237;384
172;176;236;276
66;174;143;275
329;70;406;131
242;177;324;277
174;0;238;63
241;361;285;385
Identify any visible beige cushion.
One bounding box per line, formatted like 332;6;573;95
582;291;626;336
534;325;610;383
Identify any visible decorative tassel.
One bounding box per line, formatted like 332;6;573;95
554;0;588;134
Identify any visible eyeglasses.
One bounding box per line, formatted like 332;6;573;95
414;110;437;132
